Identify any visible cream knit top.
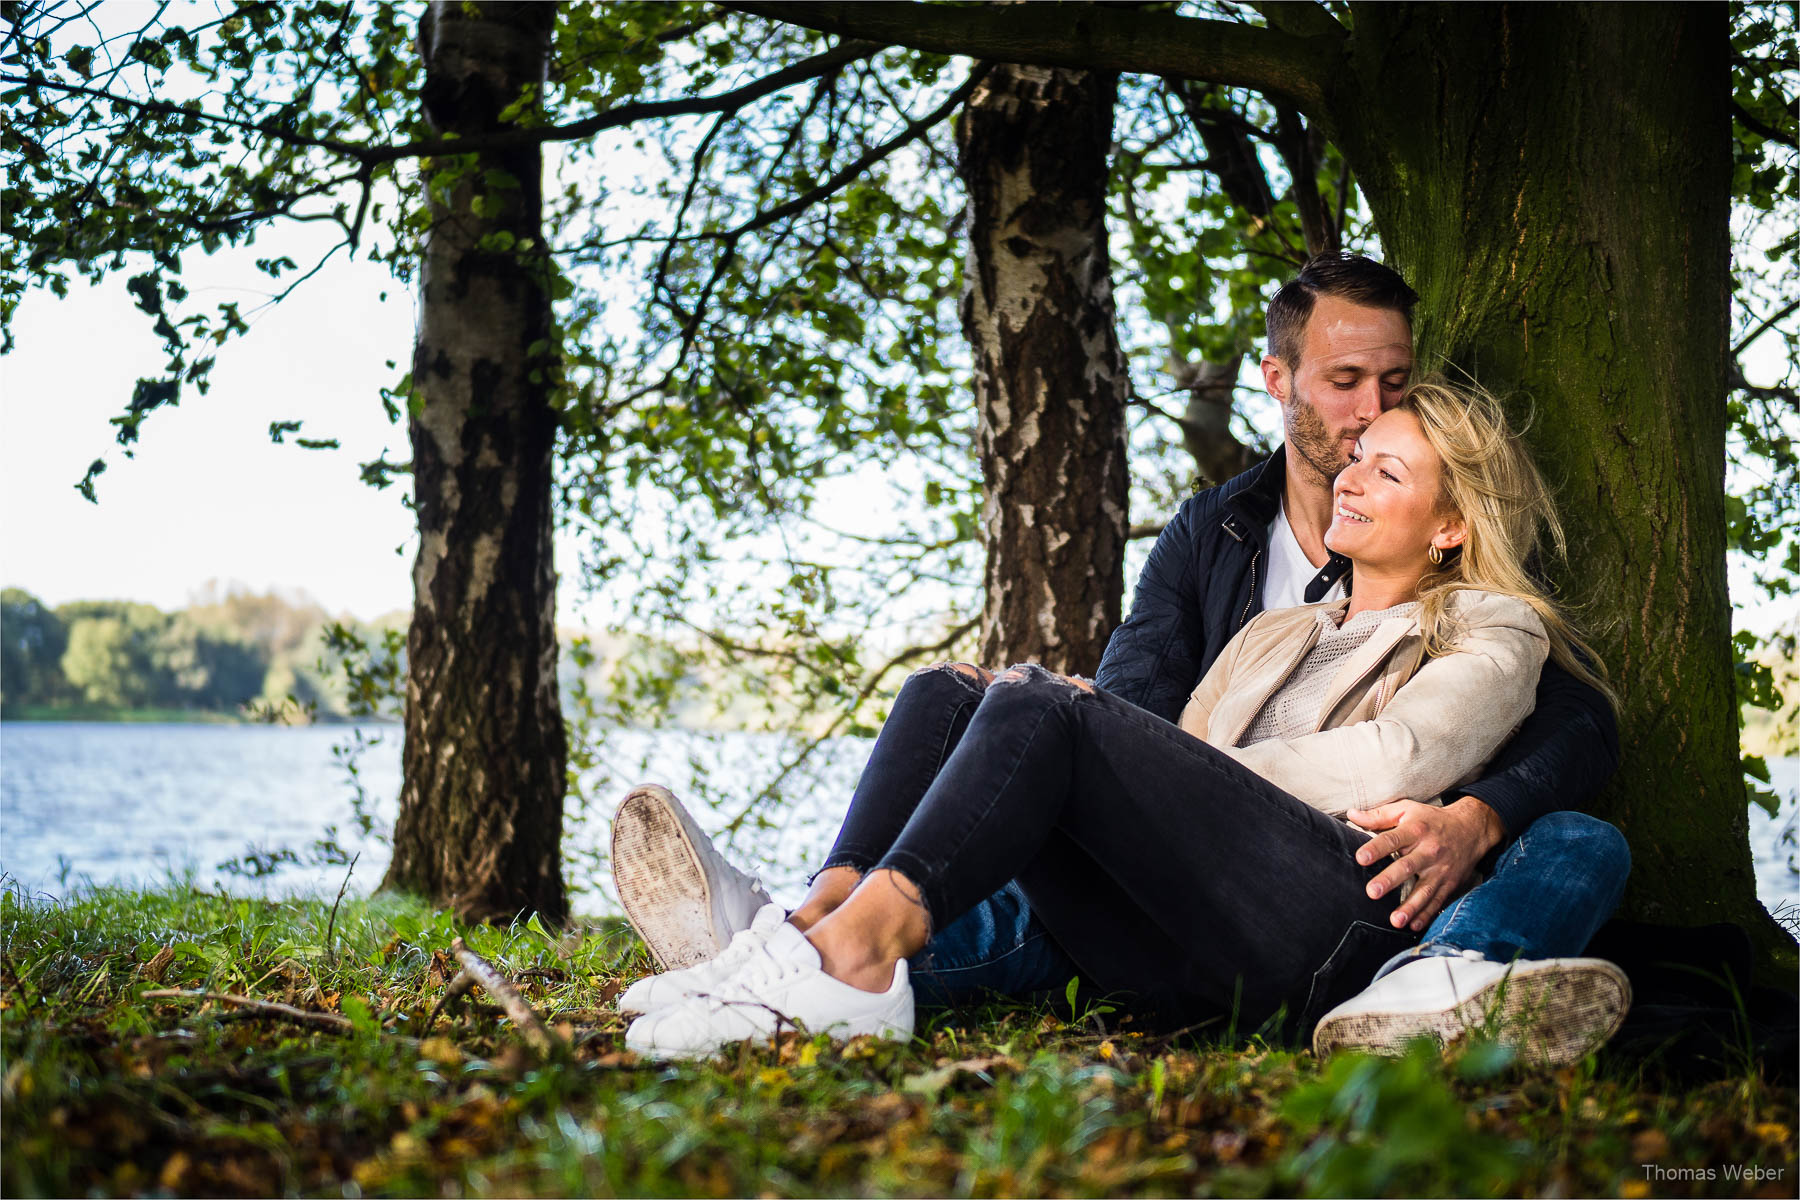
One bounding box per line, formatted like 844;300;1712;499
1239;601;1422;746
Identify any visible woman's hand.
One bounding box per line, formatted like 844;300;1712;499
1347;797;1506;931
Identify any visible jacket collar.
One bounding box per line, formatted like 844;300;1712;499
1219;446;1354;599
1320;602;1420;708
1218;448;1287;544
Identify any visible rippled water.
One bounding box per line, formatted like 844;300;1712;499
1;722;1795;917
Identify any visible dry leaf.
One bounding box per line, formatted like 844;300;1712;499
139;945;176;984
1629;1128;1669;1161
157;1150;192;1191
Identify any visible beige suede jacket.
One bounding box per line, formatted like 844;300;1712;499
1177;590;1549;819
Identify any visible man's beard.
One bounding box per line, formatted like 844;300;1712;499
1286;386;1352;485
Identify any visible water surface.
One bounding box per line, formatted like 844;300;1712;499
2;722;1794;919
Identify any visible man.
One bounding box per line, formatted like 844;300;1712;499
613;254;1632;1064
1094;253;1630;1059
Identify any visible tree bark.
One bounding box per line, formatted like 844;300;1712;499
1328;3;1760;935
957;63;1130;676
383;0;567;924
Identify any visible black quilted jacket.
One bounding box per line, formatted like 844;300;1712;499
1094;449;1620;839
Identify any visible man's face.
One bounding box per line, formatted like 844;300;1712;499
1260;295;1414;485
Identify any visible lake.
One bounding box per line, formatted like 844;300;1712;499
2;722;1796;917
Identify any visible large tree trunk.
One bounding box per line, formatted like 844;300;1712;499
957;62;1130;676
383;0;567;924
1330;4;1762;936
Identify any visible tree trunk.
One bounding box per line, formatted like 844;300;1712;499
1331;3;1765;936
383;0;567;924
957;62;1130;676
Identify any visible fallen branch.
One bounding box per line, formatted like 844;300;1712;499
450;938;564;1053
420;968;479;1036
142;989;353;1033
324;852;359;968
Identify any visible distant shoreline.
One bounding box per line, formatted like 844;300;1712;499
0;706;393;726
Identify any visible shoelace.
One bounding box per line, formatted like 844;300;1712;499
708;924;770;973
729;938;807;996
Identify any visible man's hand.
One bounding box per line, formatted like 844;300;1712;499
1346;796;1506;932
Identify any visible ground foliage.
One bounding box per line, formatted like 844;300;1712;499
3;881;1794;1198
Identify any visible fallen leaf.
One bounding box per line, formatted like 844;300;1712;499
1630;1129;1669;1161
139;945;176;983
419;1037;464;1067
1753;1121;1792;1144
1211;1129;1247;1163
158;1150;192;1191
901;1054;1021;1095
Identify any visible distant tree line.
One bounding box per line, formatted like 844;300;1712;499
0;585;393;720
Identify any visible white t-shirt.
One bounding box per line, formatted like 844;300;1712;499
1263;500;1347;611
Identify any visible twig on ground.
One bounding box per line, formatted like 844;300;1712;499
450;938;565;1053
421;968;479;1035
142;989;354;1033
324;852;360;968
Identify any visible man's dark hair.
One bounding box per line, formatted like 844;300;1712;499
1266;253;1418;367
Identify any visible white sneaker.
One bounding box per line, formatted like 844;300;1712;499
612;784;775;971
617;902;787;1017
1312;951;1631;1066
624;923;915;1060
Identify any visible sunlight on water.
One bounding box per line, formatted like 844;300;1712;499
2;723;1795;920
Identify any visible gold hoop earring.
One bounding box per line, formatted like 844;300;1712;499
1428;545;1444;566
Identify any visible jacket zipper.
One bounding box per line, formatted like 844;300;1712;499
1315;653;1394;732
1238;550;1262;630
1313;622;1418;730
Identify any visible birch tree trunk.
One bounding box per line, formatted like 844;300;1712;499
957;62;1130;676
382;0;567;924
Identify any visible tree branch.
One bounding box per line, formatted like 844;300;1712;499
727;2;1344;119
1734;298;1800;356
2;40;887;168
449;938;563;1054
1734;101;1799;149
720;615;979;835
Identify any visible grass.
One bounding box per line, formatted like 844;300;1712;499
2;880;1793;1198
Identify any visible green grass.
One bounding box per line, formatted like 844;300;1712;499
2;880;1793;1198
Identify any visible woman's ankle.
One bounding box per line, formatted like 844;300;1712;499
803;869;931;992
790;865;862;931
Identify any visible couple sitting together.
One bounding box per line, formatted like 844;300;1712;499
608;254;1633;1064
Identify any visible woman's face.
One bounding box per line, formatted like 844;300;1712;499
1325;409;1465;575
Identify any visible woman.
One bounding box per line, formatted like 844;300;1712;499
615;378;1617;1059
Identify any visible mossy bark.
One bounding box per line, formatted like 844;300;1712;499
1328;4;1760;933
957;63;1131;676
383;1;567;924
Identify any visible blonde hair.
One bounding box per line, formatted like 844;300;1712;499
1395;375;1618;713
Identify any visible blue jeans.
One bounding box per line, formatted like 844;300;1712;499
909;880;1080;1008
1373;809;1632;979
915;810;1633;1006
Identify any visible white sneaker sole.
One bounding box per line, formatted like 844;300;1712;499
612;785;720;971
1312;959;1632;1066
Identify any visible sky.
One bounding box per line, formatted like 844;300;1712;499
2;228;594;624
